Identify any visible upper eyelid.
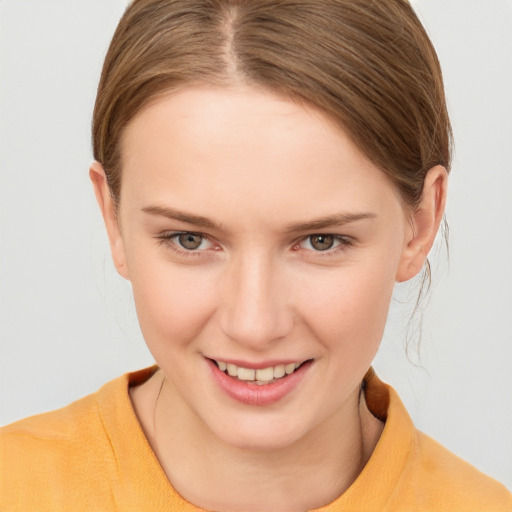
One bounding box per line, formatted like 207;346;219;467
158;231;350;240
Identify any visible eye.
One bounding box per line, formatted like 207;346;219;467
156;231;216;255
308;234;335;251
297;234;352;253
177;232;206;250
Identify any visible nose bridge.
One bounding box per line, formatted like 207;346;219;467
220;248;292;349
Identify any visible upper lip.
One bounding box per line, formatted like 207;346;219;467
206;357;312;369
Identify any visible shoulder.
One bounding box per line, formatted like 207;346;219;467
2;385;102;441
0;371;128;445
0;374;130;511
407;430;512;511
0;387;107;469
360;370;512;512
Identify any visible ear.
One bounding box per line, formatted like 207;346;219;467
396;165;448;282
89;162;130;280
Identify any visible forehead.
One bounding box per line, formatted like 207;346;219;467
119;85;402;227
123;85;350;161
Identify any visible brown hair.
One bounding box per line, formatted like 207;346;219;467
93;0;452;210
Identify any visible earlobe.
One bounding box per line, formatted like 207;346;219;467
89;162;130;280
396;165;448;282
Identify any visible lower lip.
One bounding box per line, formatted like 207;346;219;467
207;359;312;406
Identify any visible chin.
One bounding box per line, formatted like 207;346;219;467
219;426;305;452
204;408;319;452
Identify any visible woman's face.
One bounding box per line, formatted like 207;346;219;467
100;86;416;449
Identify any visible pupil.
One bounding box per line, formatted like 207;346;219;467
311;234;334;251
179;233;202;250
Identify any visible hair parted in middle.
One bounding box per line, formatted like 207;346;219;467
93;0;452;211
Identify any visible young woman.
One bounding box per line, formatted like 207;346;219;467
1;1;511;510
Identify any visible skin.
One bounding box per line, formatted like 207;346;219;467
91;85;447;511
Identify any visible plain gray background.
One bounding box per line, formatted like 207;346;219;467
1;0;511;489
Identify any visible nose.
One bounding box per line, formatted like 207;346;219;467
218;251;293;350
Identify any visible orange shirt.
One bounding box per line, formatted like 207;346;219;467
1;367;510;511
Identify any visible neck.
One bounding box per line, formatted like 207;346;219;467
132;370;383;512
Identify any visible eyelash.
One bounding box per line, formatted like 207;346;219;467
156;231;354;258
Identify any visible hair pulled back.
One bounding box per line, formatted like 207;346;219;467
93;0;452;210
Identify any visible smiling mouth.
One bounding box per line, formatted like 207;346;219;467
210;359;312;386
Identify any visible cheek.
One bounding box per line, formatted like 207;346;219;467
295;262;397;354
128;259;218;354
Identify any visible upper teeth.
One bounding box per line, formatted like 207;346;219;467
216;360;302;382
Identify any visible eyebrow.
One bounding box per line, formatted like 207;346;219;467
283;212;377;233
142;205;223;230
142;205;376;232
